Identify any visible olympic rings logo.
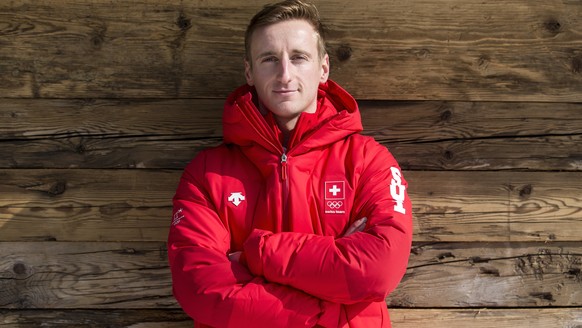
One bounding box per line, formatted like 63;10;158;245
327;201;343;209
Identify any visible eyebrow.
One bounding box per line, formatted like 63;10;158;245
255;49;314;61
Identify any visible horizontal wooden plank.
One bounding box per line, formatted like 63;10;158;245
387;242;582;308
359;100;582;144
1;242;581;309
0;242;175;309
0;309;191;327
2;99;582;170
1;308;581;327
391;134;582;171
0;98;223;140
412;171;582;242
3;132;581;171
0;206;171;242
1;0;581;101
0;169;178;208
3;99;582;143
389;308;582;328
1;170;581;242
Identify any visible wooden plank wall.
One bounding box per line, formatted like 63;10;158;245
1;0;582;326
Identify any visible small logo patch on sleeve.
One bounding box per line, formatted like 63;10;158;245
389;167;406;214
173;208;185;226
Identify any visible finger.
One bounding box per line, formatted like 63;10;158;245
343;217;367;237
354;217;367;232
228;251;242;262
344;225;357;236
354;217;367;227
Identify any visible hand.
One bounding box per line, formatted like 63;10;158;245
228;251;242;262
342;217;367;237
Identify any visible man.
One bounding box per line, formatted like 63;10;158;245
168;1;413;327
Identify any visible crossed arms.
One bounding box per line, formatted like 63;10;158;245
167;145;413;327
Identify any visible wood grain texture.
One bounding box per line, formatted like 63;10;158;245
2;99;582;170
2;0;582;323
0;309;191;327
1;241;581;309
387;242;582;308
389;308;582;328
1;0;581;100
1;308;581;327
4;132;581;171
1;170;581;242
0;242;174;309
411;171;582;242
0;206;171;242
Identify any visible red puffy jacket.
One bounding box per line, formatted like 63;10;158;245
168;80;413;327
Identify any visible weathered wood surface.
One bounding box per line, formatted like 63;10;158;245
0;242;175;309
388;242;582;308
1;0;581;101
1;308;581;328
1;241;581;309
0;309;191;327
2;0;582;325
2;99;582;170
3;131;581;171
1;170;581;242
390;308;582;328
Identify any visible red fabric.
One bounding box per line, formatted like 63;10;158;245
168;80;413;328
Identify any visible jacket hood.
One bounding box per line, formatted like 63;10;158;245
223;80;363;156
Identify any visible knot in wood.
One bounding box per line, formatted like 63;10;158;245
543;18;561;34
572;57;582;74
477;55;490;70
437;252;455;261
530;292;555;302
90;25;107;50
440;109;452;122
566;268;582;282
336;44;352;62
470;256;490;264
13;262;27;275
75;143;86;154
519;184;532;199
91;35;104;49
176;13;192;32
48;181;67;196
443;150;454;160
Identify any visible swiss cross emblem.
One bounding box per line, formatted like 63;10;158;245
325;181;346;214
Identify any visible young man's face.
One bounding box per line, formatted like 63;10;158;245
245;19;330;132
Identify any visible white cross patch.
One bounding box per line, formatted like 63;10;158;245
325;181;345;200
329;185;341;196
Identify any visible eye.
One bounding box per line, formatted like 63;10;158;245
291;55;308;62
261;56;278;63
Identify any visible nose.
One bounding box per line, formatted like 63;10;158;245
277;58;292;83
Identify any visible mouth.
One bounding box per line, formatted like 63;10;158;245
273;89;298;95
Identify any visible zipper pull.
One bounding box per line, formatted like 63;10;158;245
281;152;288;181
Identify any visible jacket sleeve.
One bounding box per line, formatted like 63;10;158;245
167;154;340;328
243;141;413;304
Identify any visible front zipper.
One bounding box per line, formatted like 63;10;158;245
281;151;288;181
281;149;290;230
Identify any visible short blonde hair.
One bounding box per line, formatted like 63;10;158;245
245;0;327;62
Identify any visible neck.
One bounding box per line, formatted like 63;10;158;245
258;101;299;147
275;116;297;147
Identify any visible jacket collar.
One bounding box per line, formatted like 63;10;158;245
223;80;363;156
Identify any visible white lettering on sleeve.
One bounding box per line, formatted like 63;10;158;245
389;167;406;214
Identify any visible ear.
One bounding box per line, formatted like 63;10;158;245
320;54;330;83
244;59;254;86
